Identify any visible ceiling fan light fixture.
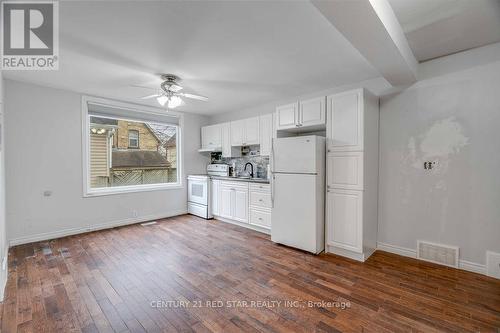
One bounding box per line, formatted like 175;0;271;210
157;95;168;106
168;95;182;109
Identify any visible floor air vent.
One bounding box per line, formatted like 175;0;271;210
417;241;459;268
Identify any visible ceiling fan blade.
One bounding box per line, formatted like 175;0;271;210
141;93;162;99
178;92;209;101
169;84;183;92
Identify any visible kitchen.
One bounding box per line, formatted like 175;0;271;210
1;1;499;331
189;88;378;261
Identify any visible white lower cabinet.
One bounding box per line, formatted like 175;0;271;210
213;181;271;232
211;179;220;216
248;183;271;230
218;182;248;223
219;185;233;219
250;208;271;229
233;187;248;223
326;189;362;253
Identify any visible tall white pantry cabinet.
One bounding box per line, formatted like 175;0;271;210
325;88;379;262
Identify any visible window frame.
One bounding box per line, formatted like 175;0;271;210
82;96;183;197
128;129;139;148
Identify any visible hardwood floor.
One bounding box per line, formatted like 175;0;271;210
1;215;499;333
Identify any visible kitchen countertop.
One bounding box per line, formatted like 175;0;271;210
210;176;270;184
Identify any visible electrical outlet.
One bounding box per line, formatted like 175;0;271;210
486;251;500;279
424;161;437;170
43;190;52;197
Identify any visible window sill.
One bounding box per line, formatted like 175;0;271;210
84;183;183;197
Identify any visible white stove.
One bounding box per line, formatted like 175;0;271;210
187;164;229;219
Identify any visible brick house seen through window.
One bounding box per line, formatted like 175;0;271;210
89;117;178;188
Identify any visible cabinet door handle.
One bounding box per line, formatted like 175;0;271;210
259;199;263;202
258;217;263;221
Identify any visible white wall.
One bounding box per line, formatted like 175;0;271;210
4;80;209;244
0;71;7;300
378;60;500;265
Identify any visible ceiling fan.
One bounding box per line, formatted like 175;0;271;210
140;74;208;108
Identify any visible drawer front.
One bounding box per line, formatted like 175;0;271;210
249;183;270;192
250;191;272;208
250;208;271;229
219;181;248;191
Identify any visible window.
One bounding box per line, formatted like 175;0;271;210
83;97;181;196
128;130;139;148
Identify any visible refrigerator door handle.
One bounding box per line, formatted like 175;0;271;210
271;138;275;207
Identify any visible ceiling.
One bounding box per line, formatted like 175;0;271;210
4;1;380;115
388;0;500;62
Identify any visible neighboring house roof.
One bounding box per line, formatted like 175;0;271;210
90;117;118;126
145;124;163;144
112;151;170;168
164;134;177;148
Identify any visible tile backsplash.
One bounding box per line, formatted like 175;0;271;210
211;152;270;179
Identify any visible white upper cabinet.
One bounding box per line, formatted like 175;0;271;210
230;117;259;146
220;122;231;157
276;97;326;131
327;90;363;152
244;117;260;145
230;120;245;146
299;96;326;128
201;124;221;149
276;102;298;130
259;114;273;156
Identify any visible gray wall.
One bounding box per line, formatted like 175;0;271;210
4;80;209;243
378;60;500;264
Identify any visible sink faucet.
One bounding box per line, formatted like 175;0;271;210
244;162;254;178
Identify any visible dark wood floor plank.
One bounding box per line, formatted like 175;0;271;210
1;215;499;332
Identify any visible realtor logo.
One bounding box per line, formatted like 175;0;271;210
1;1;59;70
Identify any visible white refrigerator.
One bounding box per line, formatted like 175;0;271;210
271;135;325;254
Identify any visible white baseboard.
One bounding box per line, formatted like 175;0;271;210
458;260;486;275
326;245;370;262
377;242;417;258
0;246;8;301
213;216;271;235
9;210;187;247
376;241;486;276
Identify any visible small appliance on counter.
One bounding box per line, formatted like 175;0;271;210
207;164;229;177
187;164;229;219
